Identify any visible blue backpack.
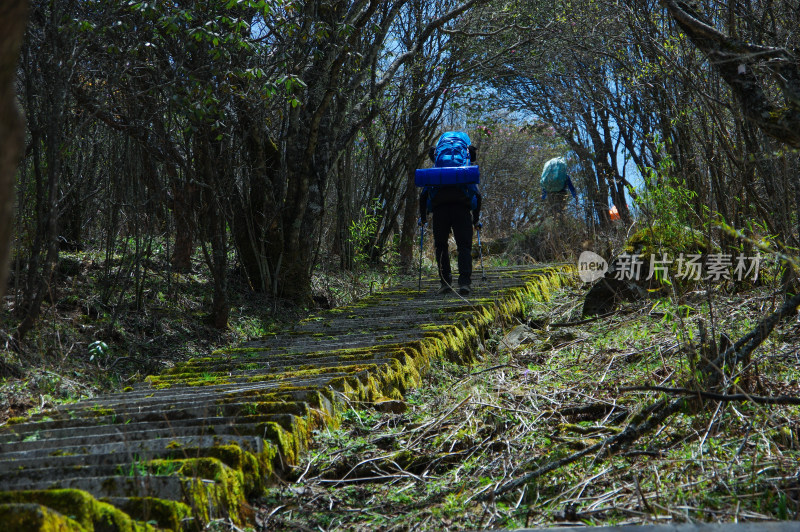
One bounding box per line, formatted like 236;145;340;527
434;132;471;168
422;131;480;212
540;157;568;193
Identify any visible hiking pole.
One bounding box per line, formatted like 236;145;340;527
476;222;487;282
418;218;425;290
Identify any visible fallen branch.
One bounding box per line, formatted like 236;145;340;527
705;291;800;388
481;290;800;501
620;385;800;405
549;310;621;327
469;364;509;376
479;396;684;500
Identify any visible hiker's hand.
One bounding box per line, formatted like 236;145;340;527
475;222;482;229
418;218;426;227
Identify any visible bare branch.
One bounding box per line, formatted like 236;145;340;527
373;0;488;93
661;0;800;147
441;22;538;37
620;385;800;406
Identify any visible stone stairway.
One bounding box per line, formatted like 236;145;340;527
0;266;571;531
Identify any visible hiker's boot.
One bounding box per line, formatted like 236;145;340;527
458;284;471;296
437;285;454;295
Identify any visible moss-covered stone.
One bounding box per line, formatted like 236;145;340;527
112;497;192;531
0;503;84;532
0;490;156;532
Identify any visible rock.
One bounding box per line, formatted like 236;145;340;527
582;223;708;316
500;324;539;351
582;276;649;316
372;399;407;414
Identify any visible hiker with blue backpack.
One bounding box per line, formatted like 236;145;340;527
540;156;577;217
417;132;482;296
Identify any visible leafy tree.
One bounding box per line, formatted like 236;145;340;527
468;121;566;234
266;0;485;304
462;0;646;227
14;0;84;340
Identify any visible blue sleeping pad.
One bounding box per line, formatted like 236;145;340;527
415;165;480;186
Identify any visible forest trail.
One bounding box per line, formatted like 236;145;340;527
0;265;571;531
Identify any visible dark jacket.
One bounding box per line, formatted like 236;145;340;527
420;186;481;224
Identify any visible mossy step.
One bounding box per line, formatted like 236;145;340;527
141;371;351;391
170;350;420;375
2;459;261;529
2;452;273;515
1;474;236;522
172;337;425;370
219;333;425;357
0;411;313;455
0;433;268;464
0;439;273;485
0;490;161;532
0;417;306;468
254;318;478;348
295;311;446;325
155;353;397;379
102;496;193;531
41;381;333;416
151;355;402;385
5;396;303;430
0;503;85;532
289;313;471;333
0;391;332;442
9;377;336;425
2;456;253;490
2;473;187;498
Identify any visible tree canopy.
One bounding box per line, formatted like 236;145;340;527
2;0;798;336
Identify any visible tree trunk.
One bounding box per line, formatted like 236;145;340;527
0;0;29;300
16;10;71;341
400;114;423;271
195;129;230;328
273;103;329;305
170;166;196;273
231;119;281;292
335;150;355;270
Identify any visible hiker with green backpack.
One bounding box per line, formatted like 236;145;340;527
540;156;577;217
417;132;482;296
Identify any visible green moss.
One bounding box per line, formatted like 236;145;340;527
0;489;155;531
88;407;114;417
168;457;250;525
262;421;304;467
49;449;75;457
625;222;707;258
0;503;84;531
114;497;192;531
196;443;277;495
146;373;234;388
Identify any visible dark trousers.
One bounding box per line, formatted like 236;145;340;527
546;189;569;217
432;204;473;287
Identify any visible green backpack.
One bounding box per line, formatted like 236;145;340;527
540;157;568;193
